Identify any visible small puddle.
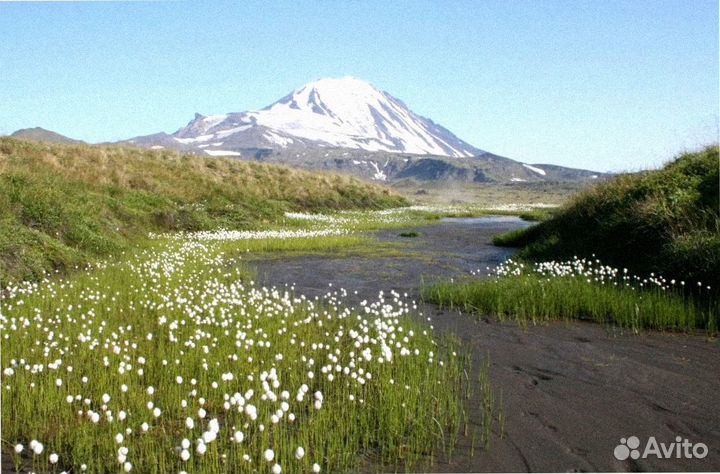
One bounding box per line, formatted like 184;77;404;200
441;215;532;225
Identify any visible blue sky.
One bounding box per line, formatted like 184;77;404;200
0;0;717;171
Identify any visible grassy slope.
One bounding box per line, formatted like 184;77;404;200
0;138;406;282
494;145;720;291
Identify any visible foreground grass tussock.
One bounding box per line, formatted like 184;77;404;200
0;138;406;282
493;145;720;293
2;232;468;473
424;258;718;333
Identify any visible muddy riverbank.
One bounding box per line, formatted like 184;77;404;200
250;217;720;472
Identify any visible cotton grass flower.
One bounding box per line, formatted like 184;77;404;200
0;223;462;474
208;418;219;433
30;440;43;455
196;441;207;455
202;431;216;443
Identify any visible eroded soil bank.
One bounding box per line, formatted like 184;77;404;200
251;217;720;472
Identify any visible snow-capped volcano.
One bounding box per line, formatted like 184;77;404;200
113;77;606;184
142;77;482;157
248;77;480;156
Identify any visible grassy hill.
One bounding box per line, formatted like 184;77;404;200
495;145;720;292
0;137;406;282
9;127;85;144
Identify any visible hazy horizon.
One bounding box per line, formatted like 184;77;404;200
1;0;718;172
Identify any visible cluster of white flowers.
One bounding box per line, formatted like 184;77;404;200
482;203;556;212
284;212;348;224
1;230;450;473
473;256;711;291
151;227;351;241
286;209;414;226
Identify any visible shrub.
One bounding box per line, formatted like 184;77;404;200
493;145;720;293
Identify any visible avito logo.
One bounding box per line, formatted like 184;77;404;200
614;436;708;461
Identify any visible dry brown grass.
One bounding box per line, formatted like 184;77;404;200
0;139;404;208
0;137;407;282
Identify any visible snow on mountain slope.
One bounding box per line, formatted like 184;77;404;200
522;163;547;176
247;77;478;156
163;77;482;157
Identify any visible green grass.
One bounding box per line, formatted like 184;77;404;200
493;145;720;294
0;138;407;283
424;274;719;333
517;208;553;222
215;234;371;256
414;207;555;221
1;234;471;474
492;227;533;247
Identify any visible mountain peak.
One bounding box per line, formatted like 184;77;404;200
246;77;481;157
302;76;380;96
307;75;372;87
276;76;388;115
127;77;482;158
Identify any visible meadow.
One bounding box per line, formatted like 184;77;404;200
6;137;717;473
1;223;475;474
3;199;718;473
1;140;502;474
424;257;719;333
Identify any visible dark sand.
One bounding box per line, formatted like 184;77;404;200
251;217;720;472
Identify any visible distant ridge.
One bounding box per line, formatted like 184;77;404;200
10;127;85;145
